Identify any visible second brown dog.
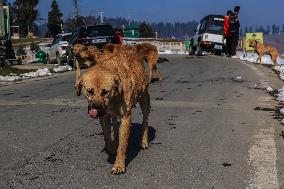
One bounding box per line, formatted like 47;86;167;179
104;43;163;83
249;39;283;67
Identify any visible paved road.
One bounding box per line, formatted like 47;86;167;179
0;55;284;188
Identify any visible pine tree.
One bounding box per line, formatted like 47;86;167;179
62;15;198;39
272;24;277;34
139;22;154;38
249;26;253;33
267;25;271;35
240;27;243;36
259;25;265;34
244;27;248;34
47;0;63;37
11;0;39;37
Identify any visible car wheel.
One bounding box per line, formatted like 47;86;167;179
188;45;193;55
47;55;51;64
56;54;62;65
214;51;222;56
196;44;202;56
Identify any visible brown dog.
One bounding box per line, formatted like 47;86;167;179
104;43;163;83
249;39;283;67
76;48;151;175
72;44;98;68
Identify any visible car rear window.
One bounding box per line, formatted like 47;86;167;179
206;18;224;34
62;35;71;42
79;26;114;37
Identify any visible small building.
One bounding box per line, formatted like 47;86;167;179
124;24;139;38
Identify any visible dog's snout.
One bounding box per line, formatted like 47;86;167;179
89;101;102;109
88;101;107;117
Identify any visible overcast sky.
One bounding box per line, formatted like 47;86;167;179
9;0;284;27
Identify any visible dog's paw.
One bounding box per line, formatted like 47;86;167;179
111;163;125;175
140;141;149;150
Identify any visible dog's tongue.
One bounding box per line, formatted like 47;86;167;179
88;108;98;119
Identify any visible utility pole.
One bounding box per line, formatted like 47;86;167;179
72;0;80;24
99;11;104;23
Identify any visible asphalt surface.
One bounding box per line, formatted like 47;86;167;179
0;55;284;188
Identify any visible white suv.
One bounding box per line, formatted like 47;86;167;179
47;33;72;65
189;15;225;55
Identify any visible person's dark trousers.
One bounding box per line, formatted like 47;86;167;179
225;35;232;56
231;32;239;56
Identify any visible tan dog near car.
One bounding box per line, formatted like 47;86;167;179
104;43;163;83
75;47;151;175
249;39;283;67
72;44;98;68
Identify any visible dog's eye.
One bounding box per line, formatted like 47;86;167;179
101;89;110;96
87;88;94;96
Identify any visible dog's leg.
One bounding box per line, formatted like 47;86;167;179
154;64;162;81
112;116;119;151
256;53;262;64
271;54;278;68
111;115;131;175
153;54;162;81
148;62;154;83
100;115;115;155
148;53;161;82
139;92;150;150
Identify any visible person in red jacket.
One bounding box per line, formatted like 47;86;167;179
224;10;233;56
115;31;123;44
229;5;241;57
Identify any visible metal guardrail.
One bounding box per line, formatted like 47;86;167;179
123;38;187;52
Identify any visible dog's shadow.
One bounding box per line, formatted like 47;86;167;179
107;123;156;166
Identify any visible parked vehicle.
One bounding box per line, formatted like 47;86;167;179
47;33;72;65
189;15;225;55
66;24;119;67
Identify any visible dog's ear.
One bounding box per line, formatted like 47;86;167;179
82;44;88;51
104;44;115;53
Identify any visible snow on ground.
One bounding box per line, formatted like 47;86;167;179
0;65;73;82
235;51;284;80
235;51;276;65
266;86;274;93
53;65;73;73
159;50;188;55
277;86;284;125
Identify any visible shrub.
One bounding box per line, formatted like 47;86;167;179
16;45;26;56
30;42;40;52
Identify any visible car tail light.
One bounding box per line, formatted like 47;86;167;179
201;41;211;45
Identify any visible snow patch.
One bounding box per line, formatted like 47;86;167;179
235;51;284;81
266;86;273;93
0;65;73;82
53;65;73;73
159;50;187;55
